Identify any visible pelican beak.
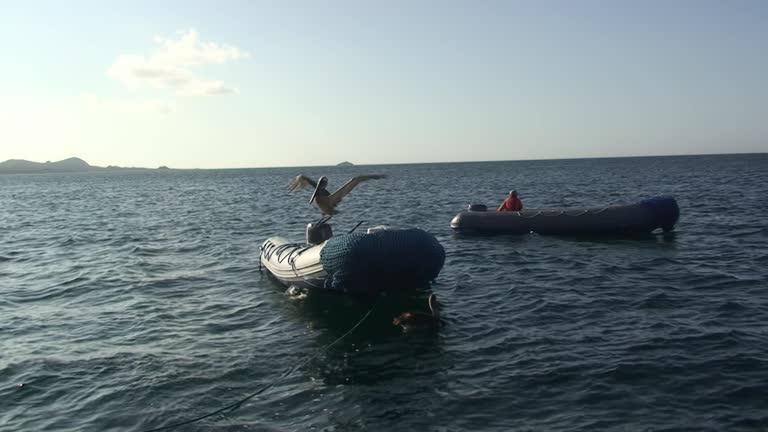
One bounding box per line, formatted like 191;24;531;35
310;177;326;203
428;294;440;318
309;184;320;203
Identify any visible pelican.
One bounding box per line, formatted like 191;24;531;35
393;294;441;331
288;174;387;217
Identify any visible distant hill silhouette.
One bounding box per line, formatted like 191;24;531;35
0;157;171;174
336;161;354;167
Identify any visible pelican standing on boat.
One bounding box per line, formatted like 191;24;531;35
393;294;442;331
288;174;387;217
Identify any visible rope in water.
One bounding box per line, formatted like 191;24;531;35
513;207;611;219
142;296;382;432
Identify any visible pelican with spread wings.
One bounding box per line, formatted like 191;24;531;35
288;174;387;217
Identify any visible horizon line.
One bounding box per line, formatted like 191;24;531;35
184;150;768;170
3;150;766;172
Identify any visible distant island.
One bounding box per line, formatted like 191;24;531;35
0;157;172;175
336;161;354;167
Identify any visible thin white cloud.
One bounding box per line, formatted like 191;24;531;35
107;29;246;96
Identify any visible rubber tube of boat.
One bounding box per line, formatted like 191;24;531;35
307;222;333;245
467;204;488;212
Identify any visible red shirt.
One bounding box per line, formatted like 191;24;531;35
497;196;523;212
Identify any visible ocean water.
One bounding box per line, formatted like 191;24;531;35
1;154;767;432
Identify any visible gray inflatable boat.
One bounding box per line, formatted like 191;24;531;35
450;196;679;235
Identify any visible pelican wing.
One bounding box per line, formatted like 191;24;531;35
329;174;387;205
287;174;317;191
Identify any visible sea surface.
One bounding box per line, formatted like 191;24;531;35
1;154;767;432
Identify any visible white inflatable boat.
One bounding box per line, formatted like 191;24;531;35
260;223;446;295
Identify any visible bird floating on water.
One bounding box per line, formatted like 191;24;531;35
393;294;442;331
288;174;387;218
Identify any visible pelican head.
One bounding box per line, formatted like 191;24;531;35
310;176;328;204
392;294;442;330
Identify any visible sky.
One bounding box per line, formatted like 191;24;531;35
1;0;766;168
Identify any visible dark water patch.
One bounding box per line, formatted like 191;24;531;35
6;276;92;304
130;245;169;257
716;300;749;313
635;291;683;309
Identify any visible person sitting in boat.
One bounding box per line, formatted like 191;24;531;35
497;190;523;212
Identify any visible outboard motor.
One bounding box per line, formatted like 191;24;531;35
306;222;333;245
467;203;488;212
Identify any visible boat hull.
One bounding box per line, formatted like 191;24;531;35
259;237;328;289
450;196;680;235
260;228;446;294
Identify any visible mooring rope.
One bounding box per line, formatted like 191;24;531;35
141;296;382;432
515;207;609;219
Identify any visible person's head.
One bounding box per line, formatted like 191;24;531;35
509;190;518;197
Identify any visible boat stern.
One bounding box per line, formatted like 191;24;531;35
639;196;680;232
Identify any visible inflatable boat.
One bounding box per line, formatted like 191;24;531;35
260;223;445;295
450;196;679;235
